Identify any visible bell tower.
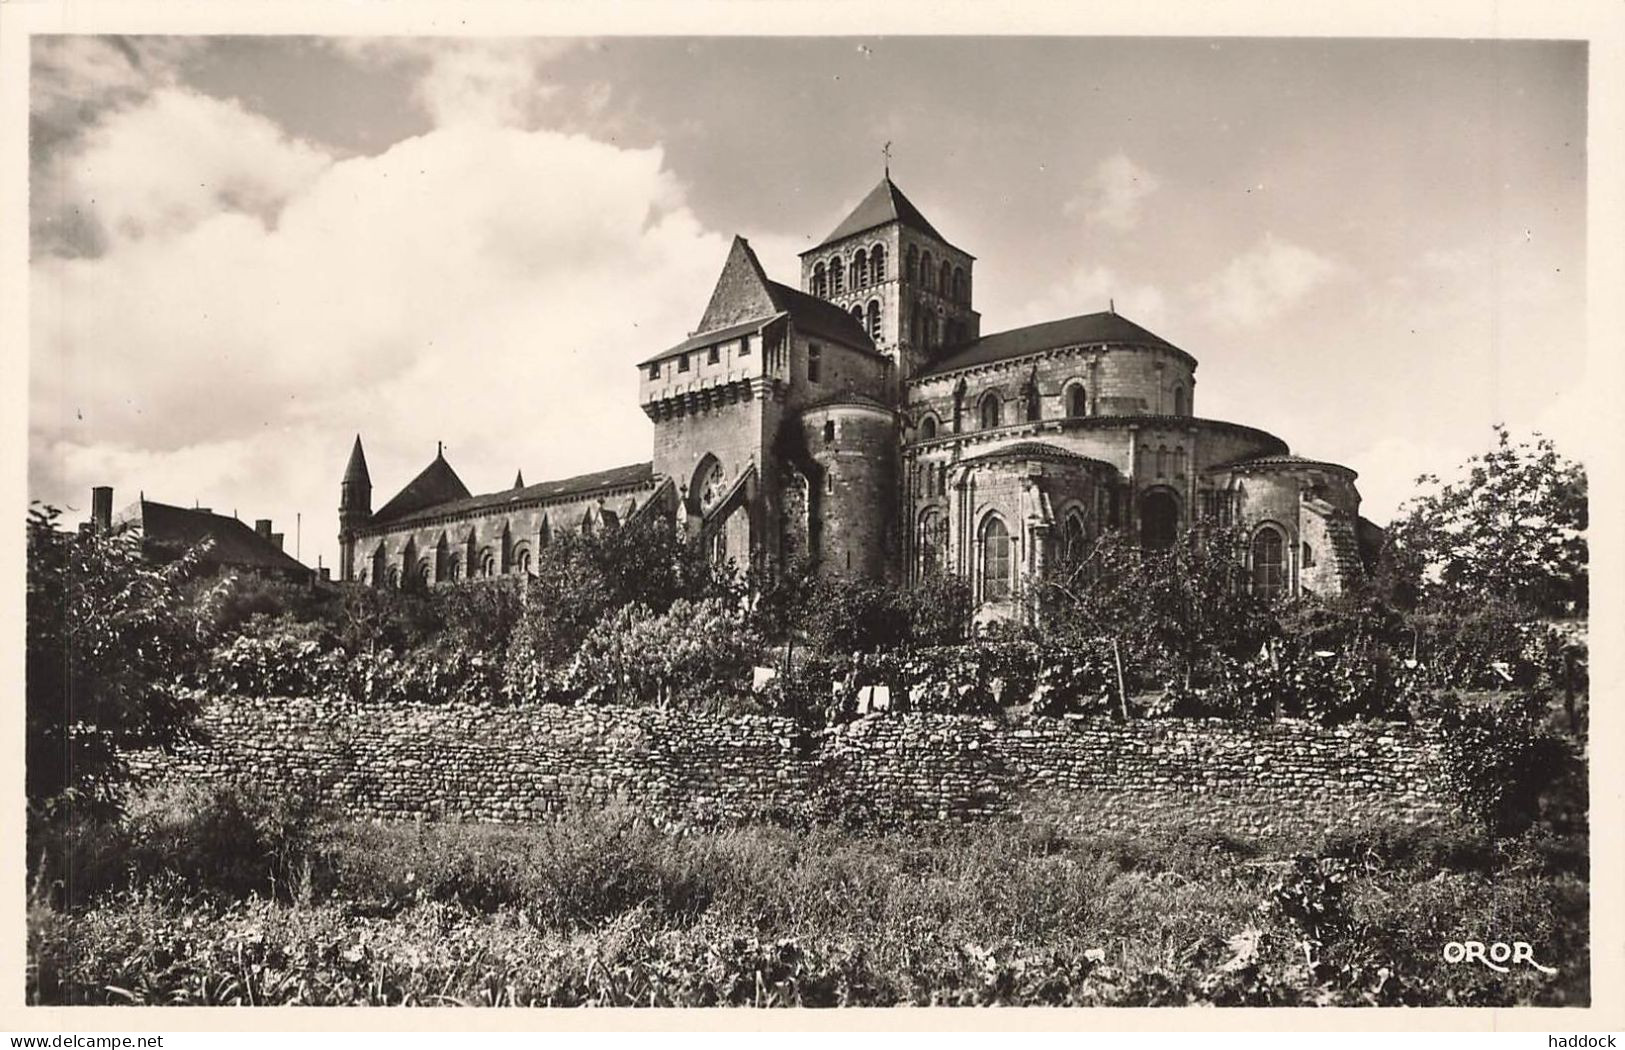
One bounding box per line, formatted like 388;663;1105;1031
798;174;979;390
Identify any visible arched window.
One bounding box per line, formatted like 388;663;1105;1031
852;249;867;289
910;303;922;345
940;260;952;294
1024;381;1041;422
479;548;495;577
979;391;1002;429
866;299;881;340
1140;490;1179;550
823;419;836;445
831;256;844;295
417;559;432;587
871;244;886;283
812;262;827;298
906;244;918;282
371;546;386;589
1066;384;1088;418
1063;513;1088;563
981;515;1012;602
386;566;399;589
924;313;938;349
1157;445;1170;477
953;266;966;303
1251;526;1286;599
1173;386;1188;417
920;251;934;290
513;546;533;575
850;305;865;329
918;509;946;577
919;414;938;440
1174;445;1185;477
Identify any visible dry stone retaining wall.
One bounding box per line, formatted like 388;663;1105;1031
133;697;1451;839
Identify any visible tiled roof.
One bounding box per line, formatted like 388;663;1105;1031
917;311;1192;378
342;435;370;487
377;462;654;527
372;453;472;523
811;177;951;250
766;280;876;351
1204;452;1357;478
961;441;1111;468
133;501;310;575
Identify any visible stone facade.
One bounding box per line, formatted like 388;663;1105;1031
340;175;1381;618
135;698;1450;840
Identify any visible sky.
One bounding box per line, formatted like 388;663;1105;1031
27;35;1587;573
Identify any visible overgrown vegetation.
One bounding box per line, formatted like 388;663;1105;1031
28;788;1587;1007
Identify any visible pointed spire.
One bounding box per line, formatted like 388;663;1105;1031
343;435;371;487
513;470;525;489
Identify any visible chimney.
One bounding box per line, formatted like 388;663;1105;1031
91;486;113;534
270;532;285;551
255;519;273;539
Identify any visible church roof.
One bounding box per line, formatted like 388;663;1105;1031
961;441;1113;469
642;237;874;364
1204;452;1358;479
916;311;1195;379
125;501;311;576
809;177;953;250
342;435;371;487
377;462;655;527
372;450;473;523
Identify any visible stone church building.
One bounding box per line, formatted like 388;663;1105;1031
340;176;1379;619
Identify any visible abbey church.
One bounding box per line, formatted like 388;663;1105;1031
339;176;1380;618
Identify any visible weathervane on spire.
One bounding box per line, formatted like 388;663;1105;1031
882;141;892;178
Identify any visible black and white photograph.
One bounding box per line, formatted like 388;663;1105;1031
6;2;1620;1033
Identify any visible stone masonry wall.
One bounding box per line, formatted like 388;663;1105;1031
134;699;1451;840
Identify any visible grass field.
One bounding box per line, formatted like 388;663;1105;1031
27;781;1588;1007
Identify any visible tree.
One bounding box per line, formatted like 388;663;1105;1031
1385;426;1587;616
26;505;206;817
1038;522;1274;689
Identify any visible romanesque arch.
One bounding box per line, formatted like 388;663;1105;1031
1140;488;1180;550
979;513;1013;602
1250;522;1288;599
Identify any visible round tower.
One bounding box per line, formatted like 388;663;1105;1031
798;399;899;581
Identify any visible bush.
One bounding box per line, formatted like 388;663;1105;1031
567;597;762;709
1431;692;1578;837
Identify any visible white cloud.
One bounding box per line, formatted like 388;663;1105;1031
58;88;331;244
30;69;734;569
332;39;578;128
1199;235;1341;329
1064;153;1161;232
1004;264;1167;331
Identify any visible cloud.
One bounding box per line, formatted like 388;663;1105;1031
1198;235;1341;328
1063;153;1161;232
1004;264;1167;331
51;88;331;245
331;39;579;128
30;66;734;570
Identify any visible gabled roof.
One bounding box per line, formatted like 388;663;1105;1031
643;237;874;365
808;177;952;251
916;311;1194;379
378;462;655;527
129;501;311;576
372;451;472;523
